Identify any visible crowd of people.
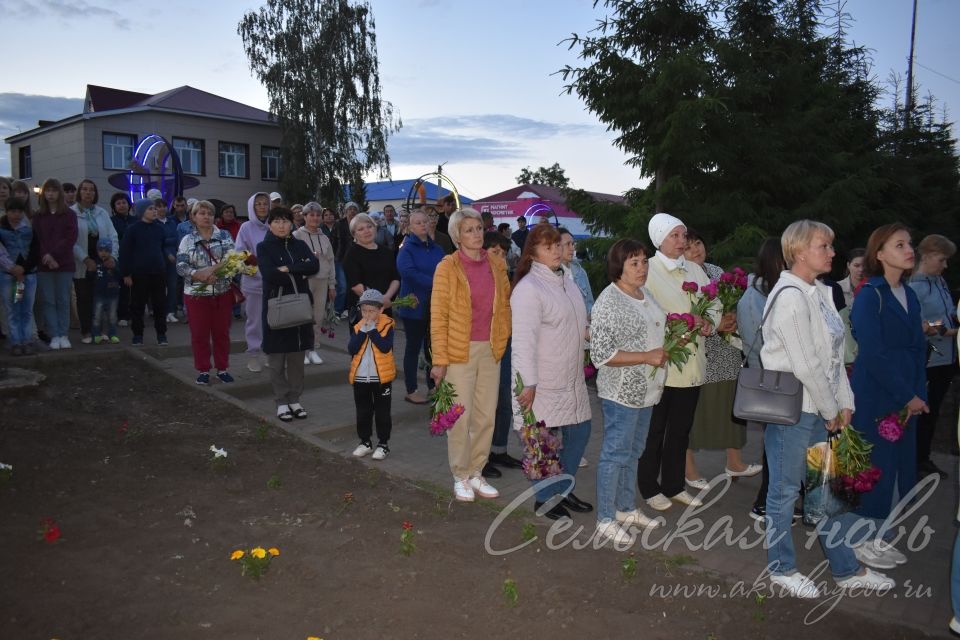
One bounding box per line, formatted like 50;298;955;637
2;177;959;623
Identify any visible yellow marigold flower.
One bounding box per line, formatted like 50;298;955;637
307;637;323;640
230;550;244;560
268;547;280;557
251;547;267;559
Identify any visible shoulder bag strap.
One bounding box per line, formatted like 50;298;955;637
742;284;802;365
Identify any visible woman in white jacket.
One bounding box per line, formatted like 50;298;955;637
760;219;892;599
71;179;118;344
511;224;592;521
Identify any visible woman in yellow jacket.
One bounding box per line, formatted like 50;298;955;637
430;208;512;502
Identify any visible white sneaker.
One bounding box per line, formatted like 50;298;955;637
468;476;499;499
118;319;129;327
80;335;92;344
671;491;703;507
307;350;323;365
247;356;263;373
770;572;822;599
59;336;72;349
950;617;960;634
166;313;178;323
49;336;62;350
372;444;389;460
835;567;895;592
352;442;373;458
616;508;661;529
304;353;311;365
873;539;907;565
646;493;672;511
579;457;589;468
595;520;634;547
454;479;475;502
685;477;709;490
853;540;898;570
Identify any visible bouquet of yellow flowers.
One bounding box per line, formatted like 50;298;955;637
195;249;258;294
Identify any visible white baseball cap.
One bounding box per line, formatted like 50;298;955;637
269;191;282;201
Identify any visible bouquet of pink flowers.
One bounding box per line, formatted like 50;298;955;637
429;379;465;436
656;312;697;377
716;267;749;313
682;280;717;326
804;423;880;524
514;373;563;480
877;408;910;442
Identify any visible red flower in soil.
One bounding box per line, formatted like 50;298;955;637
118;420;129;435
40;517;61;543
401;520;413;531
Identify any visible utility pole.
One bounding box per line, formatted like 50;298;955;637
904;0;918;128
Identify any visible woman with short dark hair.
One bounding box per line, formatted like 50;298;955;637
590;238;669;544
72;179;118;344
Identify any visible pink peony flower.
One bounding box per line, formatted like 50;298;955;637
666;312;682;322
732;266;746;277
680;313;696;330
735;275;749;289
328;330;335;339
877;418;903;442
720;272;736;284
701;282;719;300
681;281;699;293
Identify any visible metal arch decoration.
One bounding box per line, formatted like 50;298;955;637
403;171;461;213
125;134;186;203
522;202;560;228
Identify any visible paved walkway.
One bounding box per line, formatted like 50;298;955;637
6;316;958;637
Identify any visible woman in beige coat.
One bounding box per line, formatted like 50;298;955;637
293;202;336;365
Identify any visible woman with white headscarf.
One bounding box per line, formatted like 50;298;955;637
637;213;723;512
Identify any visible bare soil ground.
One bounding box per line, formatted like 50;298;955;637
0;356;938;639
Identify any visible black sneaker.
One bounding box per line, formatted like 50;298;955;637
216;371;235;383
481;462;502;479
750;505;766;522
158;335;168;346
196;372;210;385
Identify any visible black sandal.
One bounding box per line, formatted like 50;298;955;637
277;408;293;422
290;406;308;420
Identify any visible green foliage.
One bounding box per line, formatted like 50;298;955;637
267;474;282;490
516;163;571;188
502;578;519;607
520;522;537;543
238;0;400;205
559;0;960;282
621;553;638;581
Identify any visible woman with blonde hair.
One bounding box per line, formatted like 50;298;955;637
430;207;511;502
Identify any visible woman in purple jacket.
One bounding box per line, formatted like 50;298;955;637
33;178;78;349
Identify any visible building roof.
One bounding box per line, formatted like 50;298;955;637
345;179;474;205
6;84;274;144
474;183;625;204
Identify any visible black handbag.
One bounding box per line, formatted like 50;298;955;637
733;285;804;426
267;274;313;329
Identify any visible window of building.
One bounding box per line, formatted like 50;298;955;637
261;146;281;181
102;132;137;170
218;142;248;179
18;146;31;179
173;137;205;176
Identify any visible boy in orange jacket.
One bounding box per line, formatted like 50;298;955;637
347;289;396;460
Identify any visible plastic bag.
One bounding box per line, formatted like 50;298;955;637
802;433;852;526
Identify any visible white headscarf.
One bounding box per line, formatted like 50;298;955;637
648;212;685;249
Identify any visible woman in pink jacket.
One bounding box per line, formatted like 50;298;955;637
511;224;592;520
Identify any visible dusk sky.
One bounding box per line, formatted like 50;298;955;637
1;0;957;200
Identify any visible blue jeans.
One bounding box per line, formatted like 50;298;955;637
765;412;859;578
597;400;653;522
532;420;592;502
38;271;73;337
0;273;37;345
93;295;119;337
953;527;960;622
334;261;347;314
492;339;513;451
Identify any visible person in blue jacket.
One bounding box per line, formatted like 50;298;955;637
908;234;958;478
394;209;445;405
153;197;181;324
850;223;929;567
119;199;168;345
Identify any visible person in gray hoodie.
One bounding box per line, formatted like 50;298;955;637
235;192;271;372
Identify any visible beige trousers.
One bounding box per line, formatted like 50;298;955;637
445;341;501;481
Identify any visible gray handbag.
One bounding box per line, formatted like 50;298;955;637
732;285;804;426
266;273;313;329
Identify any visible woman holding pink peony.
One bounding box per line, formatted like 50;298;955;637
637;214;722;514
511;224;592;521
682;228;761;490
589;239;669;544
849;223;928;562
430;208;512;503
